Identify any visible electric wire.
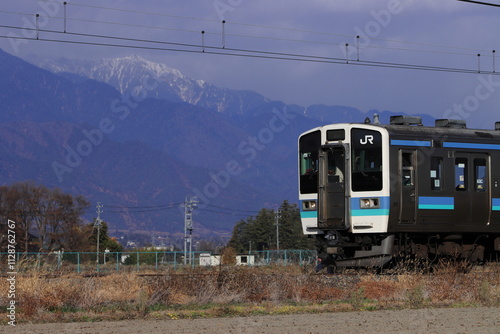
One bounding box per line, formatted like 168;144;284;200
104;203;184;209
1;2;497;58
23;0;495;53
27;0;222;23
0;24;496;75
0;9;494;59
197;208;258;217
457;0;500;7
204;204;260;214
100;202;261;216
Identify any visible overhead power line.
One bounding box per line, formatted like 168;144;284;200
105;203;184;209
457;0;500;8
0;24;497;75
204;204;260;214
101;202;260;216
1;2;498;60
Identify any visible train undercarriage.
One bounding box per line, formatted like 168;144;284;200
315;231;500;271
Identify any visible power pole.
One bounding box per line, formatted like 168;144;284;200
95;202;103;272
275;210;281;251
183;196;198;265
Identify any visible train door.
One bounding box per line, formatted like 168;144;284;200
454;153;490;225
399;149;417;224
318;146;347;229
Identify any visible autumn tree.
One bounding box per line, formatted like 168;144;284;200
0;181;90;252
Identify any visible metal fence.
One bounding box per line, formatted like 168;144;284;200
0;250;317;273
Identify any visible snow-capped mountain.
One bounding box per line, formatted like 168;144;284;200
30;54;270;115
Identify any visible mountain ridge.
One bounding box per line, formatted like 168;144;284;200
1;49;302;238
29;54;272;115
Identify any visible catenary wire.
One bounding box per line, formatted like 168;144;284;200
2;2;497;56
457;0;500;7
0;24;497;75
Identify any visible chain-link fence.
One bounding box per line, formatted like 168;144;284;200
0;250;317;273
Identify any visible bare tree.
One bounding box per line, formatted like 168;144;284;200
0;182;90;252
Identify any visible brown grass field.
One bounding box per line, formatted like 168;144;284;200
0;261;499;324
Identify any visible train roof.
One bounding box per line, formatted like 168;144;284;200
372;115;500;142
301;115;500;143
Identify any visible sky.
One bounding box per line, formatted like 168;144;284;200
1;0;500;129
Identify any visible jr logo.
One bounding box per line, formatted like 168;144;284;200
360;135;374;145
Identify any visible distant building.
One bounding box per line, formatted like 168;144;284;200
199;253;221;266
236;254;255;266
199;253;255;266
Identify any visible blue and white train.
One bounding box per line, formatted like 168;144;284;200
298;115;500;268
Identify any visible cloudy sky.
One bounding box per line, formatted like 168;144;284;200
2;0;500;128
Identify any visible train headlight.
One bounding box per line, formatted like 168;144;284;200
360;198;380;209
302;200;317;211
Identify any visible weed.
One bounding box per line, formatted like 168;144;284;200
348;287;367;309
478;282;494;306
405;285;425;309
0;263;497;323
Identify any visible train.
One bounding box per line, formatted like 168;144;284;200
298;115;500;269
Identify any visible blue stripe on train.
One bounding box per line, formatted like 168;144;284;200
390;140;432;147
443;142;500;150
492;198;500;211
300;211;317;219
418;196;454;210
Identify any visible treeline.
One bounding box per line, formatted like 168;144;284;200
228;200;314;252
0;181;120;253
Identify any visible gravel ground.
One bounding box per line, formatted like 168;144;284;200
7;307;499;334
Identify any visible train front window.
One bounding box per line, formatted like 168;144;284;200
299;131;321;194
351;129;383;191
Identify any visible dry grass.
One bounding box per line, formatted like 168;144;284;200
0;263;498;324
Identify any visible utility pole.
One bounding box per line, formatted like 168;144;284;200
95;202;103;272
183;196;198;265
275;210;281;251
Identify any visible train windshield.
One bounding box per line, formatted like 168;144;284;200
299;130;321;194
351;128;383;191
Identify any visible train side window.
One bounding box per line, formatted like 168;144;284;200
401;152;414;186
327;148;344;183
430;157;442;191
474;159;487;192
455;158;468;191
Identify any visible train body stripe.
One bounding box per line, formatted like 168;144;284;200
351;209;390;216
390;139;432;147
492;198;500;211
418;196;454;210
443;142;500;150
300;211;317;219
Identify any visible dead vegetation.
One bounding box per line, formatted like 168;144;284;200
0;263;498;324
